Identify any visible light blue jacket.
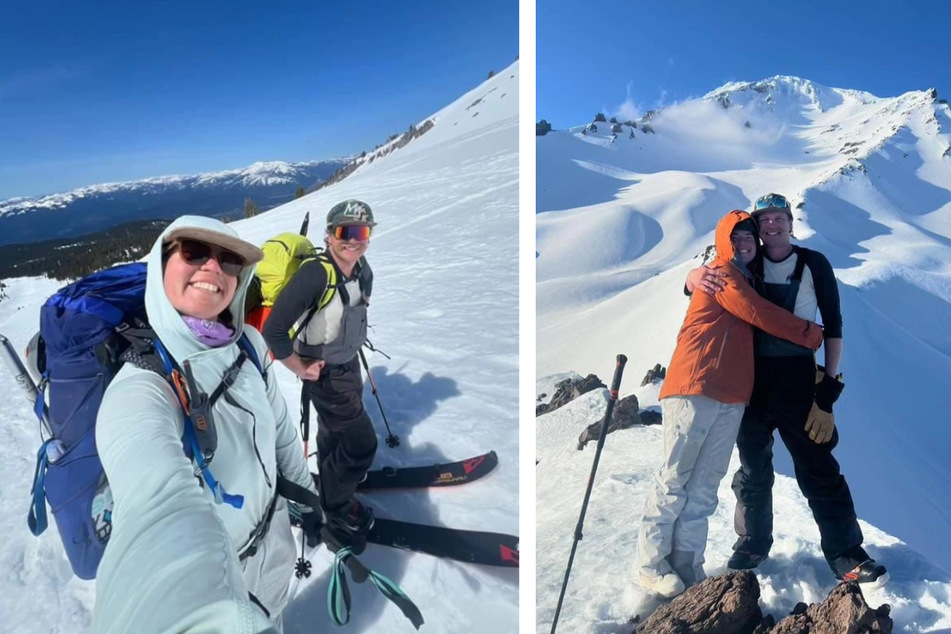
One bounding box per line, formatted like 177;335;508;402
93;216;315;633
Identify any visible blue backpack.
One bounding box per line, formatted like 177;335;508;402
27;262;264;579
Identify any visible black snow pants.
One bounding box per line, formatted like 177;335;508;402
305;355;378;511
731;354;864;566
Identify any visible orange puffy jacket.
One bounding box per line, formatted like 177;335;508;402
658;210;824;405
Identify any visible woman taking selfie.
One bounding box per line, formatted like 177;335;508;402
93;216;318;633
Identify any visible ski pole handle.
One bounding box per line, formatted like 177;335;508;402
608;354;627;399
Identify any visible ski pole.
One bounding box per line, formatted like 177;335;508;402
0;333;39;406
357;348;399;448
0;332;49;432
550;354;627;634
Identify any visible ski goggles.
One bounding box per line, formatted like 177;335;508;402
753;193;791;211
169;239;245;276
332;225;372;242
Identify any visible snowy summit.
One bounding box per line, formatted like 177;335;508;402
537;76;951;632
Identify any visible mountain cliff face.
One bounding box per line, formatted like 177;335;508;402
0;159;348;246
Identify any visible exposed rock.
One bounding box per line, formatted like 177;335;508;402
769;582;892;634
639;409;662;425
577;393;641;448
536;374;606;416
630;573;893;634
536;119;553;136
641;363;667;386
635;571;763;633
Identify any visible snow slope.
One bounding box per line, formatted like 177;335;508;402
0;61;518;633
535;384;951;633
537;76;951;628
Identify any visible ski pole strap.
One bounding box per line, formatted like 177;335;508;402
363;339;391;360
27;440;52;536
367;568;424;630
328;547;424;630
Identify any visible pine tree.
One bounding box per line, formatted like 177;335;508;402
244;198;258;219
295;186;305;199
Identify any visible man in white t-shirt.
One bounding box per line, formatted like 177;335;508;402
686;193;886;584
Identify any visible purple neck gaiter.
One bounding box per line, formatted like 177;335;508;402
181;315;236;347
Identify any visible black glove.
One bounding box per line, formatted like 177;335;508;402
814;366;844;413
301;510;324;548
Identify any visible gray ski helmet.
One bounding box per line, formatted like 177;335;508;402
326;199;376;229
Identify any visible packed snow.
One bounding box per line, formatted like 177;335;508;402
536;76;951;631
0;61;518;633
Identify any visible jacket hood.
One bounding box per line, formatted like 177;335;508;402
714;210;756;265
145;215;256;362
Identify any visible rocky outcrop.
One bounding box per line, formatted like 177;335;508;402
631;572;893;634
577;393;661;448
768;582;892;634
641;363;666;386
635;571;763;633
536;374;606;416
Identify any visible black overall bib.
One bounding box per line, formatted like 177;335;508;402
730;250;863;566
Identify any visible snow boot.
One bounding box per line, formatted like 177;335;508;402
727;550;768;570
837;560;888;584
325;498;375;553
829;546;887;584
638;568;686;598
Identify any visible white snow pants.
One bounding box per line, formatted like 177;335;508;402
638;395;743;585
241;498;298;632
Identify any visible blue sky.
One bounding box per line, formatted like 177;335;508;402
0;0;517;199
538;0;951;128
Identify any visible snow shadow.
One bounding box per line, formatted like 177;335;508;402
854;276;951;357
800;190;891;269
537;153;639;213
864;127;951;216
361;365;460;460
283;369;513;631
282;438;516;633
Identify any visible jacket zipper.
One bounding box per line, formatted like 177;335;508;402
224;391;273;488
714;327;729;369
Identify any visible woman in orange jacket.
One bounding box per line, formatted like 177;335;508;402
637;210;824;598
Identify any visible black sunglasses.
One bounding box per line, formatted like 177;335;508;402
171;239;245;276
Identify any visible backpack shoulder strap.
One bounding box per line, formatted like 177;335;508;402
292;253;339;340
356;256;372;302
236;333;266;384
314;251;339;311
791;246;809;283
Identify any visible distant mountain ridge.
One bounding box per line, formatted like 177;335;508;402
0;158;348;246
